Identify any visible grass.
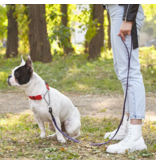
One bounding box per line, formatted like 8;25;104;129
0;52;121;94
1;47;156;160
0;112;156;160
1;46;156;94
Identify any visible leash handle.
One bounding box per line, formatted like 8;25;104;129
49;35;133;146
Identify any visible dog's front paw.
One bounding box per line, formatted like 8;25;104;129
58;137;66;144
40;133;46;139
47;133;57;140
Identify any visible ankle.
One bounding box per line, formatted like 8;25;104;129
130;119;142;125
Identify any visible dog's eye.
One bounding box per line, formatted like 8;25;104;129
15;72;20;78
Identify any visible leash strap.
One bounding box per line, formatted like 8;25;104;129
49;35;133;145
49;107;82;143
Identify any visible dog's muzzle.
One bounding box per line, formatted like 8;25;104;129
7;75;12;86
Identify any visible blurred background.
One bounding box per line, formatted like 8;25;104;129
1;4;156;94
1;5;156;59
0;5;156;160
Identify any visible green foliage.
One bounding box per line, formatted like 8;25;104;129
76;5;98;44
46;4;74;53
104;10;109;50
142;4;156;22
15;4;29;55
49;24;74;50
2;4;156;56
0;5;7;40
142;5;156;38
139;46;156;66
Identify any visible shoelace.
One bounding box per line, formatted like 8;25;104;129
120;126;132;144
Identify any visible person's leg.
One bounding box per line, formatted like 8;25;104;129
130;4;145;125
108;5;131;118
105;4;146;153
104;5;130;141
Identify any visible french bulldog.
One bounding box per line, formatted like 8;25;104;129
7;56;81;143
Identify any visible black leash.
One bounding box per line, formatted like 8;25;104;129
49;35;133;145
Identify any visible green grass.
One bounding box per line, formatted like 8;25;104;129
1;48;156;94
0;53;122;94
0;113;156;160
1;46;156;160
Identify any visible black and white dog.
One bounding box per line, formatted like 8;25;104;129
7;56;81;143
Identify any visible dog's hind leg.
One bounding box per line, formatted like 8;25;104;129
65;118;81;139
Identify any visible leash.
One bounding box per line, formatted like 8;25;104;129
48;35;133;145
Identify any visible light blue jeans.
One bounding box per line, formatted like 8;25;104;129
106;4;145;119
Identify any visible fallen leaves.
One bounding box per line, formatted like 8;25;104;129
0;113;156;160
60;147;67;152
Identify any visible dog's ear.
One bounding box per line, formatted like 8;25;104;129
21;56;26;66
26;56;33;73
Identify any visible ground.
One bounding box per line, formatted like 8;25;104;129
1;91;156;160
1;90;156;121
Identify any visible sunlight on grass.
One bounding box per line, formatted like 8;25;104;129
0;113;156;160
1;47;156;94
75;83;89;90
0;71;8;80
0;47;5;58
0;113;32;128
67;65;80;76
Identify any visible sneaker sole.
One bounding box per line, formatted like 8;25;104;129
106;144;147;154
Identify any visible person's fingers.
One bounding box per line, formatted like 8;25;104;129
118;30;126;41
118;29;122;36
128;30;131;35
120;32;125;41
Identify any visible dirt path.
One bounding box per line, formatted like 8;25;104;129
0;91;156;121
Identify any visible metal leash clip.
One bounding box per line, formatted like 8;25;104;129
49;106;54;119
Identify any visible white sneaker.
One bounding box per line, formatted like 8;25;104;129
104;115;130;140
106;124;147;153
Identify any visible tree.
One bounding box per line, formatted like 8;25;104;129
88;4;104;59
6;4;18;58
0;5;7;42
61;4;74;55
27;4;52;63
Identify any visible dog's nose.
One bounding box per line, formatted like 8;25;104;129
7;75;12;86
8;75;12;79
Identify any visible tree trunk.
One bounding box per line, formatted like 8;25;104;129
27;4;52;63
61;4;74;55
88;4;104;60
107;11;111;50
6;4;18;58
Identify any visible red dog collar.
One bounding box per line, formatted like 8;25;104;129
28;82;50;100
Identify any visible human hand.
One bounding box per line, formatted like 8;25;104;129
118;21;133;41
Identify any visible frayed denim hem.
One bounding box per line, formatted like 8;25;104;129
130;114;145;119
